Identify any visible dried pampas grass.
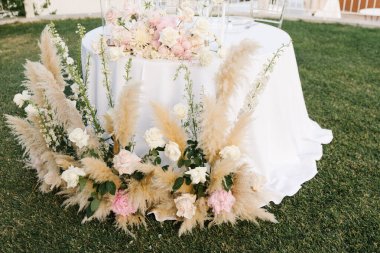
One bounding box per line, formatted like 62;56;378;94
151;102;187;153
215;39;259;103
224;111;252;151
113;83;141;147
198;97;230;164
23;60;46;107
115;214;146;238
39;27;65;90
82;196;113;223
60;180;94;212
208;159;240;193
81;157;121;187
35;63;84;131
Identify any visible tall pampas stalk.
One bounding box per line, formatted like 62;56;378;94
151;102;187;152
39;27;65;90
208;159;240;193
198;97;230;164
223;111;252;151
81;157;121;187
113;82;141;148
34;62;84;131
215;39;259;104
23;60;47;107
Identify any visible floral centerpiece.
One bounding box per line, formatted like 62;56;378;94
98;1;222;65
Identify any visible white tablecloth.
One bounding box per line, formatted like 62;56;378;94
81;22;333;204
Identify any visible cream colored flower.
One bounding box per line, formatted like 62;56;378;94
66;57;74;65
133;26;152;47
159;27;180;48
179;6;195;22
164;141;181;162
61;165;86;188
174;193;196;219
13;90;31;108
185;167;208;184
219;145;241;160
199;47;213;66
173;103;188;120
144;127;165;149
24;104;38;117
68;128;90;149
113;149;141;175
108;46;125;61
192;18;210;37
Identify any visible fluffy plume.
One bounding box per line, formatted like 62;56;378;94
126;164;161;213
208;159;240;193
81;157;121;187
151;102;187;153
103;110;114;134
149;198;177;222
60;181;94;211
23;60;46;107
224;112;252;151
231;166;276;223
34;63;84;131
198;97;230;164
113;83;141;147
54;154;79;169
178;197;209;236
115;214;146;238
39;27;65;89
82;196;113;223
215;39;259;103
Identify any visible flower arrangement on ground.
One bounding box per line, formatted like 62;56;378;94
6;22;285;236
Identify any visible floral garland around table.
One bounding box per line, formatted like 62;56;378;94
96;1;223;65
6;23;288;236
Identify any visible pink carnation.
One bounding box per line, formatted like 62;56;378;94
111;190;137;217
113;149;141;175
207;190;236;215
171;36;193;60
155;16;178;32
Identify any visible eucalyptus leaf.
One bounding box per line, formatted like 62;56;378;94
106;181;116;195
172;177;184;192
90;198;100;212
79;177;87;191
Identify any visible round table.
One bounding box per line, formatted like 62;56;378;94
81;22;333;204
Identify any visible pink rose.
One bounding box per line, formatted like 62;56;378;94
207;190;236;215
105;9;119;25
151;39;161;50
158;45;171;58
171;43;184;56
156;16;178;32
113;149;141;175
112;190;137;217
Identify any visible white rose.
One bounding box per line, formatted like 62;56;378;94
219;145;241;160
173;103;188;120
113;149;141;175
68;128;90;149
66;57;74;65
179;6;195;22
13;90;31;108
185;167;208;184
174;193;196;219
159;27;180;48
61;165;86;188
192;18;210;37
164;141;181;162
24;104;38;117
144;127;165;149
199;47;213;66
108;46;124;61
70;83;80;94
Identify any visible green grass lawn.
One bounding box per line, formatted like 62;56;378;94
0;19;379;252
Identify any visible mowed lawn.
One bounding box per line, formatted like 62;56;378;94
0;19;379;252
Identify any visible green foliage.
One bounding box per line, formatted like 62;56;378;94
1;0;25;16
0;19;379;252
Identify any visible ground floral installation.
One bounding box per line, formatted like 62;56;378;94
98;1;222;65
6;23;286;236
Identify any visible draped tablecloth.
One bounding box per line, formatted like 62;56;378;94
81;22;333;204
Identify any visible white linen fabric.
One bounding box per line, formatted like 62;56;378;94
81;22;333;204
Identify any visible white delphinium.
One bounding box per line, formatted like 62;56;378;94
68;128;90;149
185;167;208;184
219;145;241;161
173;103;188;120
164;141;181;162
144;127;165;149
61;165;86;188
24;104;38;117
13;90;31;108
